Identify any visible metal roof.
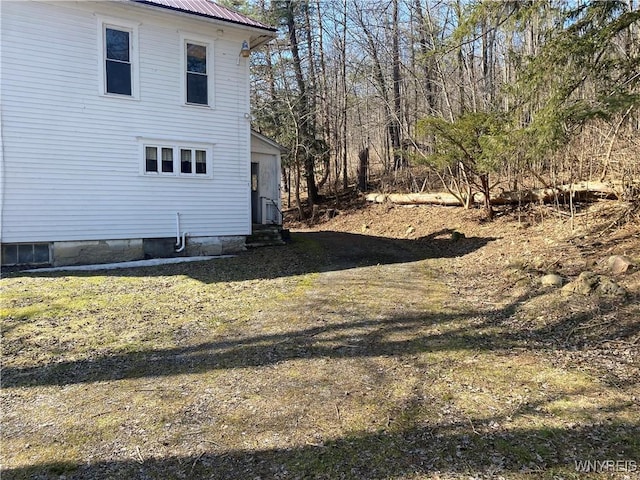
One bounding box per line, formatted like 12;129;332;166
132;0;276;33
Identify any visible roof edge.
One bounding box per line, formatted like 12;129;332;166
251;130;288;153
131;0;277;34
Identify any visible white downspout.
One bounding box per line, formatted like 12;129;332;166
175;212;188;252
175;212;181;247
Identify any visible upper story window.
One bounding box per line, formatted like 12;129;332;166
105;28;131;95
186;43;208;105
181;34;214;107
98;17;139;99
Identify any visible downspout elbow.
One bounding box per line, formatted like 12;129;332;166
175;231;188;253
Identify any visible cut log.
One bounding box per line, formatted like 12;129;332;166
366;182;621;207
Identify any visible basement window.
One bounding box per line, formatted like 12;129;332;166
2;243;50;266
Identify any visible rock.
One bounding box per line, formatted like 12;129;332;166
406;226;415;235
596;276;627;297
451;231;465;241
561;271;627;297
578;270;599;286
607;255;636;275
561;282;578;296
540;273;563;287
561;271;598;296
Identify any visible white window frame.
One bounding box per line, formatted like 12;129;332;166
144;144;176;175
180;33;214;108
97;16;140;99
139;140;213;178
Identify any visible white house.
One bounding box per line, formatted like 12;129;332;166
0;0;282;267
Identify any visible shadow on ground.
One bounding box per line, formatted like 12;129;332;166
3;290;637;389
4;228;639;479
4;421;638;479
9;230;496;283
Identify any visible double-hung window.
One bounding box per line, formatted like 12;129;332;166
105;28;131;95
186;43;208;105
181;35;213;106
98;18;138;98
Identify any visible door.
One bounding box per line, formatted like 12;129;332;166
251;162;260;223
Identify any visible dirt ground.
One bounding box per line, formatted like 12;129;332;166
290;197;640;387
2;197;639;479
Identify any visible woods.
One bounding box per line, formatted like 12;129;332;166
240;0;639;218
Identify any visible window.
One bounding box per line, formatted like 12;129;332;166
105;27;131;95
145;146;158;173
98;17;138;98
146;147;175;174
2;244;50;266
195;150;207;174
142;143;211;177
161;148;173;173
186;42;208;105
180;148;207;174
181;149;193;174
180;34;214;107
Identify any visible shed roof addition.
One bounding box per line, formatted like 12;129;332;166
132;0;276;33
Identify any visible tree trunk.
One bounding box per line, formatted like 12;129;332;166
391;0;403;170
480;173;494;219
285;1;318;205
355;2;394;173
357;146;369;192
341;0;348;191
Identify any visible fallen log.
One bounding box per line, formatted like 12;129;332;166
491;181;618;205
366;182;621;207
365;192;463;206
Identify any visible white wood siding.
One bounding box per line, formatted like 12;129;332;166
0;1;253;243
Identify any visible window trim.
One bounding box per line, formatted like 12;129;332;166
180;33;214;108
98;16;140;100
139;140;214;179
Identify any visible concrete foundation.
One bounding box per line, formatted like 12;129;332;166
185;236;223;256
185;236;247;256
35;236;247;267
221;236;247;254
52;239;144;267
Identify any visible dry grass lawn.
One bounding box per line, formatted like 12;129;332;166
2;201;639;479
